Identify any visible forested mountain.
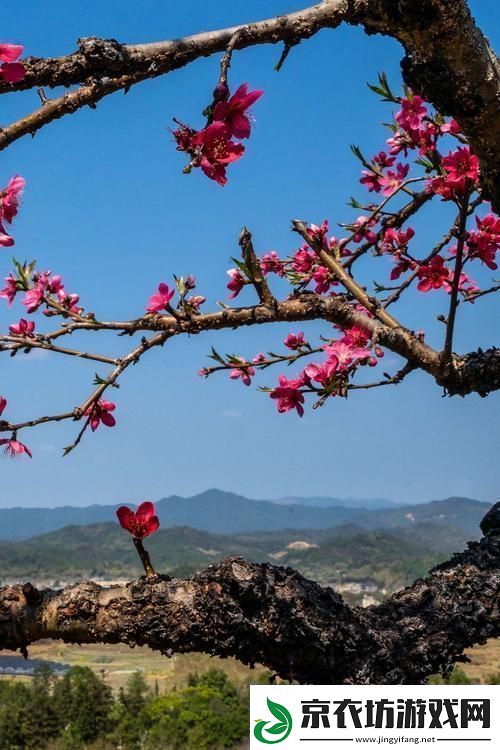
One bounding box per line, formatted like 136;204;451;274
0;489;489;539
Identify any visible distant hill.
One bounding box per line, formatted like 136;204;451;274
0;521;471;594
0;489;490;540
276;496;403;509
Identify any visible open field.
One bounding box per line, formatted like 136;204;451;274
1;637;498;690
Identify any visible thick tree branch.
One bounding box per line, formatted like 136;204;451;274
1;294;499;440
0;503;498;684
1;1;497;205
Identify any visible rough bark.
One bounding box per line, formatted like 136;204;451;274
2;0;498;208
0;503;498;684
445;348;500;397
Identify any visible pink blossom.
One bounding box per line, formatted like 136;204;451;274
360;170;383;193
386;130;414;157
416;122;438;155
0;439;32;459
380;227;415;254
292;245;316;275
229;358;255;386
270;375;305;417
440;146;479;195
323;340;371;371
304;359;338;387
227;268;246;299
395;95;427;131
417;255;449;292
0;397;6;418
312;265;335;294
440;119;461;135
379;163;410;196
116;501;160;539
0;274;17;305
284;332;308;350
0;223;13;247
146;283;175;313
172;123;198;153
38;272;64;295
193;122;245;186
260;251;284;276
463;213;500;270
85;400;116;431
307;220;329;248
390;256;416;280
186;295;206;310
22;286;44;314
350;216;377;242
9;318;35;336
341;325;371;348
213;83;263;139
1;175;25;224
443;270;479;296
0;44;25;84
373;151;396;169
350;215;377;243
56;289;82;315
252;352;267;364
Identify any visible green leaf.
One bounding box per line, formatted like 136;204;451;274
266;723;288;734
267;698;292;727
367;71;398;103
209;347;225;365
348;196;365;209
230;257;250;278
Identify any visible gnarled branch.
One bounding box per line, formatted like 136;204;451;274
1;1;498;206
0;503;498;684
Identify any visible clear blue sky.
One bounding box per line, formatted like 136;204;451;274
0;1;498;507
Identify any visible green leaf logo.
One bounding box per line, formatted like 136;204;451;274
253;697;293;744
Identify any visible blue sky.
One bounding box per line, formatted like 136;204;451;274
0;0;498;507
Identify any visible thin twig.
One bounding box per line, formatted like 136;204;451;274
443;196;471;360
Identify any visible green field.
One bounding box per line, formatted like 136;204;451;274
2;637;498;690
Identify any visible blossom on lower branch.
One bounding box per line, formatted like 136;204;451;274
270;375;306;417
0;399;32;458
0;439;32;459
146;283;175;313
116;501;160;539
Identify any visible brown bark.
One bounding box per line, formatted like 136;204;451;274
0;503;498;684
2;1;498;208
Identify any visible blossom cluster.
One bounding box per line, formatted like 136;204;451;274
210;81;499;417
202;312;383;417
146;274;205;315
0;261;83;317
172;83;263;185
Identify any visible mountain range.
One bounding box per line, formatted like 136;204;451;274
0;489;491;540
0;519;472;592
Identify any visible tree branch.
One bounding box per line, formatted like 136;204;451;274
0;1;497;207
0;503;498;684
2;294;499;441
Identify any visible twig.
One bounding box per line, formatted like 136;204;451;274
292;219;402;330
238;227;276;307
443;196;470;360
